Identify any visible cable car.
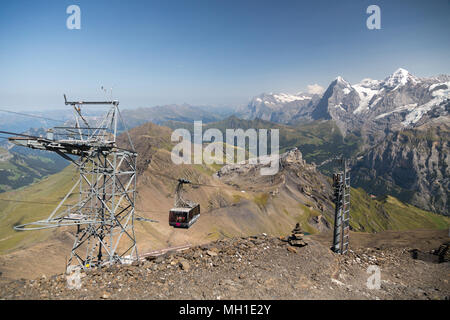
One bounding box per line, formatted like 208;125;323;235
169;179;200;228
169;204;200;228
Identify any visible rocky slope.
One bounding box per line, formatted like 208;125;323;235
0;124;335;281
1;229;448;300
0;146;68;193
164;117;363;174
351;122;450;215
0;121;448;282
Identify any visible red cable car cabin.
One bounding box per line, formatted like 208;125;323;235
169;204;200;228
169;178;200;228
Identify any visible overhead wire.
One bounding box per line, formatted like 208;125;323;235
0;197;170;214
0;130;43;139
0;108;66;123
0;104;245;225
0;196;316;213
0;198;74;207
150;171;224;188
0;102;162;230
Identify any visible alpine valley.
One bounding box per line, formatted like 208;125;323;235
237;68;449;215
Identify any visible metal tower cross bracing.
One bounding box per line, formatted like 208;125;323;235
10;95;138;271
332;159;350;254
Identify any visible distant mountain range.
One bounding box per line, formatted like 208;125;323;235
236;92;320;124
4;69;448;140
197;68;449;215
0;103;235;193
238;68;449;139
120;104;234;130
1;68;448;215
235;69;449;215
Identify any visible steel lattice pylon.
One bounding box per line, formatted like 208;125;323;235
11;96;138;271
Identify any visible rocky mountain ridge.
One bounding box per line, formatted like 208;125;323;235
238;68;449;140
352;122;450;215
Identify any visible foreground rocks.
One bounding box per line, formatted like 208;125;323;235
0;234;449;300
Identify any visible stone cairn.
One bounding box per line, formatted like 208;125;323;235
282;223;307;247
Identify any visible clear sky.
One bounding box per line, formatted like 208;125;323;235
0;0;449;110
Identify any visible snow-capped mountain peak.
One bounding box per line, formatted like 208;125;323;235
335;76;351;87
239;91;317;123
357;78;381;89
331;76;354;96
271;93;311;103
239;68;448;133
352;81;381;114
383;68;420;89
252;92;312;106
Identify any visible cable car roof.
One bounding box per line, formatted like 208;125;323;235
170;207;195;212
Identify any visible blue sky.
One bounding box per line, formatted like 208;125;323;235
0;0;449;110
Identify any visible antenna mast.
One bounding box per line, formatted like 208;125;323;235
332;157;350;254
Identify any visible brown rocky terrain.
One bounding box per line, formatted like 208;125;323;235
1;121;448;285
1;229;448;300
0;124;336;282
352;121;450;215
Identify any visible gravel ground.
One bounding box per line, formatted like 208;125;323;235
0;233;448;300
